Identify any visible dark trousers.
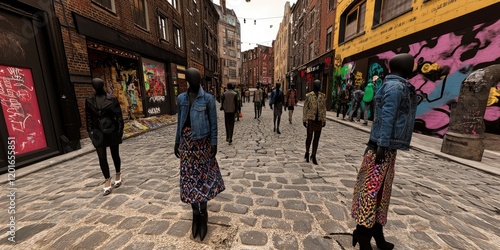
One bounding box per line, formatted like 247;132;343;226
96;145;121;179
337;102;348;118
224;112;235;141
254;102;262;118
305;120;322;155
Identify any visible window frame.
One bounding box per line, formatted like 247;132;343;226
325;26;332;51
328;0;335;11
167;0;179;11
373;0;412;27
158;14;168;41
173;25;183;50
133;0;149;30
92;0;116;13
339;1;366;43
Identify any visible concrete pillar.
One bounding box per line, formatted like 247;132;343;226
441;64;500;161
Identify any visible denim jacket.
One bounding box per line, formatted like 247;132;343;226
175;87;218;145
369;75;418;150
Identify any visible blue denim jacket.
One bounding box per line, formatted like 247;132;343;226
175;87;218;145
369;75;418;150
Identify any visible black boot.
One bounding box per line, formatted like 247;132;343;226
373;223;394;250
310;155;318;165
199;202;208;241
191;203;201;239
352;224;373;250
304;152;309;162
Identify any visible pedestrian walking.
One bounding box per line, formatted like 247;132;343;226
336;87;350;120
221;83;238;144
361;80;375;125
235;88;242;121
85;78;124;196
285;84;298;124
253;84;264;119
348;88;364;122
302;80;326;165
269;82;285;134
245;88;250;103
174;68;225;241
351;53;418;250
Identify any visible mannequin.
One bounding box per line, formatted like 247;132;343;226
269;83;284;134
253;84;263;119
85;78;124;196
303;80;326;164
221;83;238;144
351;53;417;250
174;68;225;241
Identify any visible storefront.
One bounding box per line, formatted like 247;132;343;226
0;0;81;173
73;13;188;117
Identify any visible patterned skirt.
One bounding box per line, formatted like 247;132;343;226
351;146;397;227
179;127;225;204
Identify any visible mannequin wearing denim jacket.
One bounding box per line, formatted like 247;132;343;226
351;53;417;250
174;68;224;241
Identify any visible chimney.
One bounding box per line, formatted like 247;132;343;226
221;0;226;14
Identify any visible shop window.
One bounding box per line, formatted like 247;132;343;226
92;0;115;12
133;0;148;29
339;1;366;43
174;25;183;49
373;0;412;25
325;26;332;51
158;15;168;41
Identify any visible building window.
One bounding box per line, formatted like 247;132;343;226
174;25;183;49
325;26;332;51
340;1;366;42
229;69;237;78
229;50;235;57
167;0;178;10
229;60;236;67
310;12;314;28
133;0;148;29
329;0;335;11
374;0;412;25
158;15;168;41
92;0;115;12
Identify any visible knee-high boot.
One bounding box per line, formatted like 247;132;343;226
352;224;373;250
191;203;201;239
373;223;394;250
199;201;208;241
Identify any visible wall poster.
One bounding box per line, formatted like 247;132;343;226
0;65;47;155
143;58;168;116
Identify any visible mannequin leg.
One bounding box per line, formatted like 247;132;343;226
96;147;110;179
273;115;277;132
199;201;209;241
110;145;121;173
276;115;281;134
311;130;322;156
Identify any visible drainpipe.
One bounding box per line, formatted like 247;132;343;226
441;64;500;161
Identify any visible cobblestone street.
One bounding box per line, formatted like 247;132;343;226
1;102;500;250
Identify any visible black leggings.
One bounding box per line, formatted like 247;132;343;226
96;145;121;179
306;125;322;155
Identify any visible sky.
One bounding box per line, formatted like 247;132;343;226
213;0;297;52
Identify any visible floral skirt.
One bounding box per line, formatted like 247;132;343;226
179;127;225;204
351;146;397;227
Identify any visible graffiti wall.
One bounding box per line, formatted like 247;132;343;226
368;19;500;136
142;58;168;116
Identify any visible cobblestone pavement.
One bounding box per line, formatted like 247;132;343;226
1;102;500;250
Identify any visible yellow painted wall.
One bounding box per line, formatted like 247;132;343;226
334;0;498;59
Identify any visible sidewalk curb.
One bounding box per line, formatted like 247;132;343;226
1;123;176;184
298;103;500;176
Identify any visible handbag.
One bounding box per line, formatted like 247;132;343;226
238;112;243;118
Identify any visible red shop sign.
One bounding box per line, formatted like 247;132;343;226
0;65;47;155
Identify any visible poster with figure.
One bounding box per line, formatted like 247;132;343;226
0;65;47;155
143;58;168;116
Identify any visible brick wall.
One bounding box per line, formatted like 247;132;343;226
55;0;186;138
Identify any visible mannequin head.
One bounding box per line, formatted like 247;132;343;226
186;67;201;93
275;82;281;90
389;53;414;79
291;84;296;89
313;80;321;92
91;78;106;95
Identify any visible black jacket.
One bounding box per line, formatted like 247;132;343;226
85;94;124;148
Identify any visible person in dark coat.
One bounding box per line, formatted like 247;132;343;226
85;78;124;196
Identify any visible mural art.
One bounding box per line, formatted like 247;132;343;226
368;19;500;136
